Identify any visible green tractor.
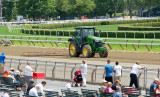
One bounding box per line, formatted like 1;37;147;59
68;26;108;58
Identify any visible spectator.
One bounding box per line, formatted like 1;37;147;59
25;62;35;88
19;69;24;77
104;82;115;94
15;70;20;81
101;80;107;94
10;68;15;77
155;84;160;94
150;78;159;92
1;90;10;97
7;71;15;81
29;85;40;96
0;52;6;73
129;61;144;88
79;60;87;87
113;86;122;97
3;70;8;77
112;80;121;91
113;61;122;83
27;80;35;92
65;80;75;92
103;59;114;83
37;81;46;93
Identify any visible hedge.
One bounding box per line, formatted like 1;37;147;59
21;29;160;38
118;26;160;31
132;22;160;27
31;19;160;29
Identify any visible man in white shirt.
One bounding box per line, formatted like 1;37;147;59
79;60;87;87
37;81;46;93
29;85;39;96
25;62;35;88
1;90;10;97
65;80;75;92
113;61;122;83
129;61;144;88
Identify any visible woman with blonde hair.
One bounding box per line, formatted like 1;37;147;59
104;82;115;94
7;71;15;81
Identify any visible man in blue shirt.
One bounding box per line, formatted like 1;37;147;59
103;59;114;83
150;78;159;91
0;52;6;73
113;86;122;97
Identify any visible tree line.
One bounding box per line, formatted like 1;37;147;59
2;0;160;21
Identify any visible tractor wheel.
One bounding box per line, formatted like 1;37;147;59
99;44;108;58
91;53;95;57
82;45;92;58
69;42;80;57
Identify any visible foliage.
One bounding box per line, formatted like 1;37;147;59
118;26;160;31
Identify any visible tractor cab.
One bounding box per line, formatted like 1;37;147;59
68;26;108;58
74;26;96;44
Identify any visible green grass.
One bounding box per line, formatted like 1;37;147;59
1;25;160;52
55;25;120;31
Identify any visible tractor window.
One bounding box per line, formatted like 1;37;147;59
83;29;94;37
76;29;81;38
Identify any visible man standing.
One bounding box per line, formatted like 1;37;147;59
103;59;114;83
79;60;87;87
113;61;122;83
129;61;144;88
37;81;46;94
0;52;6;73
25;62;35;88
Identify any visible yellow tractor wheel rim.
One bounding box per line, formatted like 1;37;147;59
70;44;75;55
83;48;88;56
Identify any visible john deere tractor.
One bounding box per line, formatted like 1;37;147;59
68;26;108;58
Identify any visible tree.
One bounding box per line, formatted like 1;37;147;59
113;0;124;18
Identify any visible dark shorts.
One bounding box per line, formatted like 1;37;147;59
105;77;113;83
25;76;32;85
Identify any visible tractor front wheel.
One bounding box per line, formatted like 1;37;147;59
99;44;108;58
69;42;80;57
82;45;92;58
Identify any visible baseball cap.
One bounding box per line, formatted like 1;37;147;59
5;90;10;93
4;70;8;74
102;79;107;83
10;68;14;71
16;70;20;75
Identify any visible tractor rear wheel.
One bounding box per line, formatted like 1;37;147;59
82;45;92;58
99;44;108;58
69;42;80;57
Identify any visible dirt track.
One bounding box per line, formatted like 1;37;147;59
0;45;160;65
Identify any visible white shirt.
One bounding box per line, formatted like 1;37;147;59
114;65;122;76
29;87;38;96
130;64;142;74
81;64;87;74
65;83;71;91
37;84;43;93
1;93;9;97
25;65;33;76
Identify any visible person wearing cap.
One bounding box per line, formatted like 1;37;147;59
36;81;46;93
150;78;159;92
10;68;16;77
0;52;6;74
25;62;35;88
27;80;35;92
29;85;40;96
1;89;10;97
3;70;8;77
103;59;114;83
129;61;144;88
79;60;87;87
101;80;107;94
15;70;21;81
64;80;75;92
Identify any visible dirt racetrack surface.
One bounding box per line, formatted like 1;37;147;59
0;45;160;65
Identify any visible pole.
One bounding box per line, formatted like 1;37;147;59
0;0;2;22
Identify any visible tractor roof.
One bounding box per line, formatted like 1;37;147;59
74;26;96;29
